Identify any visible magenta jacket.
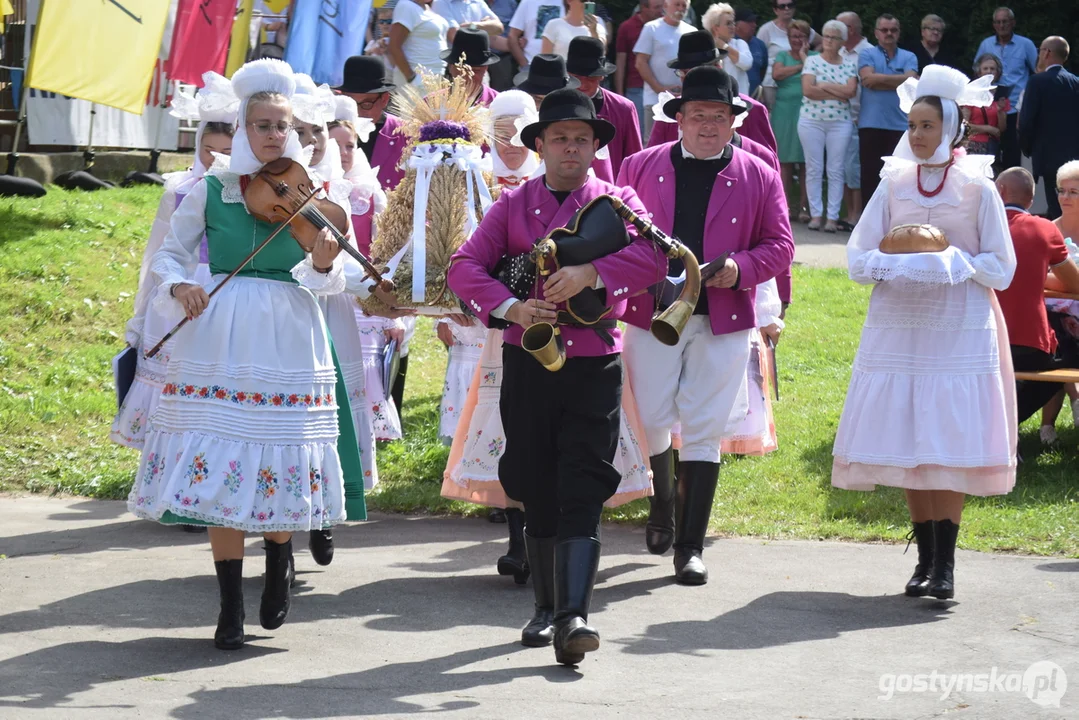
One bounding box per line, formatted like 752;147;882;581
372;114;406;192
616;142;793;336
476;85;499;107
447;174;667;357
597;87;643;179
647;93;778;155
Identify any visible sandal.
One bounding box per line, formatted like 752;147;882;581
807;217;821;231
823;220;838;233
837;220;856;232
798;211;811;224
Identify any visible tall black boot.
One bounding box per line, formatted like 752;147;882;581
673;461;719;586
904;521;935;597
260;537;294;630
552;537;601;666
521;533;556;647
497;508;529;584
645;446;676;555
928;519;959;600
213;559;245;650
391;353;409;415
310;528;334;566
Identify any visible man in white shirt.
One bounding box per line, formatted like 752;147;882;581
836;10;872;227
633;0;694;138
432;0;504;35
508;0;564;67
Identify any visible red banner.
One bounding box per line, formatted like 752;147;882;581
165;0;236;86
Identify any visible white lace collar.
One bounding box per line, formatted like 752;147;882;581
881;153;994;208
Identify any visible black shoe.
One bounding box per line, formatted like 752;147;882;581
497;508;529;584
521;533;556;647
182;524;208;533
260;538;294;630
928;519;959;600
553;537;601;665
645;447;676;555
213;559;245;650
904;521;935;597
672;461;719;586
310;528;334;566
488;508;507;524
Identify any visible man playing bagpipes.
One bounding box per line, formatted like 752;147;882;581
617;65;795;586
447;89;668;667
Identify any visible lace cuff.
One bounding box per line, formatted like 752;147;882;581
859;247;976;288
151;285;187;326
970;251;1010;290
292;257;346;295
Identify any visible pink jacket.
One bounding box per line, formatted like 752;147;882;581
372;114;406;192
648;93;778;155
616;142;793;336
447;174;667;357
597;87;643;179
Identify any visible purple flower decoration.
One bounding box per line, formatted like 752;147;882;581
419;120;471;143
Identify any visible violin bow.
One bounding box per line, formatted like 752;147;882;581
144;192;319;359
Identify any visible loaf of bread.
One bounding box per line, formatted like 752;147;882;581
879;224;949;254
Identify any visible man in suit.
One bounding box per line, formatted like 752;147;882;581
1019;36;1079;219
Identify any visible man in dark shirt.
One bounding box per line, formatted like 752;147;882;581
907;13;960;72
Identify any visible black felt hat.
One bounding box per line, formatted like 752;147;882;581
519;88;616;152
441;27;500;66
663;65;747;117
566;36;616;77
513;54;582;96
333;55;396;94
667;30;726;69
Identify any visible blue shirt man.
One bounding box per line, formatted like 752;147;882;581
858;44;919;131
734;8;766;95
974;8;1038;115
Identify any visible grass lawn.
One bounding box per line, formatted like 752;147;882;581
1;187;1076;556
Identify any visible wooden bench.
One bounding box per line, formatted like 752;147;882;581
1015;369;1079;383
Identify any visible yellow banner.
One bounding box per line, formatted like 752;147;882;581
226;0;255;78
0;0;14;33
26;0;169;115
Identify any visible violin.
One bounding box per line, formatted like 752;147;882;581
244;157;393;291
145;158;392;360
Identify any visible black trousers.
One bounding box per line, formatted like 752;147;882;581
1000;113;1021;171
1041;164;1063;220
1012;313;1079;424
499;344;622;540
859;128;904;202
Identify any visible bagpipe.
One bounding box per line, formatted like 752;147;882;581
466;194;701;371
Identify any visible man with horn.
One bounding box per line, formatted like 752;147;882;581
447;89;666;667
617;65;794;586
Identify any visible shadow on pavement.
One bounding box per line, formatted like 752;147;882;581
614;590;951;655
0;637;284;710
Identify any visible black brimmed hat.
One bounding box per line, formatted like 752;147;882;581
513;54;582;96
663;65;747;117
667;30;726;70
441;27;500;66
333;55;396;94
566;36;616;77
519;88;616;151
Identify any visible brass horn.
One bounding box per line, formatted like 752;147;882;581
521;238;567;371
607;196;700;347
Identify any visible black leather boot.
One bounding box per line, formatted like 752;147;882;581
673;461;719;586
645;446;676;555
904;521;935;597
521;533;556;647
928;519;959;600
213;559;245;650
310;528;334;566
552;537;601;666
260;537;294;630
497;508;530;584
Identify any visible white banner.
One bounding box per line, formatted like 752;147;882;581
27;88;181;149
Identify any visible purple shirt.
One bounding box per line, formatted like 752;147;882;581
616;142;794;335
447;174;667;357
647;93;778;155
596;87;643;179
372;114;407;191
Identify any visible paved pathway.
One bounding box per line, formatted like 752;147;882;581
0;496;1075;719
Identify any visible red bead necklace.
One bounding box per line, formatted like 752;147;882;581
916;161;953;198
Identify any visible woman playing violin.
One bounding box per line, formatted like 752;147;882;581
127;59;365;651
